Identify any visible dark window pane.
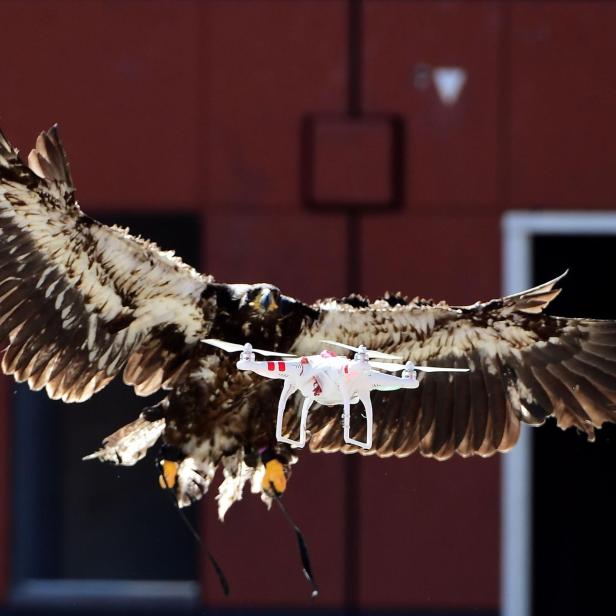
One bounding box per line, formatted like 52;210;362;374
532;234;616;616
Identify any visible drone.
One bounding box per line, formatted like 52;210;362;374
203;339;469;450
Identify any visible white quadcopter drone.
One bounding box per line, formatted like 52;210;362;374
203;339;468;450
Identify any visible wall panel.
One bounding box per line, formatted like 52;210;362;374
358;211;501;610
1;0;201;209
205;212;347;303
511;2;616;208
201;0;347;212
363;1;501;210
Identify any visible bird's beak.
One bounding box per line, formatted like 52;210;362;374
253;289;279;312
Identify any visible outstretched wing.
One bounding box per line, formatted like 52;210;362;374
0;126;209;402
288;274;616;459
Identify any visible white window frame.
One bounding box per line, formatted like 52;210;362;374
10;579;200;610
501;210;616;616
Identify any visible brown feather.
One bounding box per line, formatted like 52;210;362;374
569;355;616;392
469;352;489;451
531;365;592;433
428;371;455;458
418;374;436;443
452;357;472;449
374;392;405;456
485;359;508;450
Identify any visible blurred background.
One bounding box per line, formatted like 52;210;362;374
1;1;616;615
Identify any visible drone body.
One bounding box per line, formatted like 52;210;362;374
246;351;418;450
206;339;468;450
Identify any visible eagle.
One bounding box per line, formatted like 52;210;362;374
2;125;616;520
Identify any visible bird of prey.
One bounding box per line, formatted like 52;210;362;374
2;125;616;520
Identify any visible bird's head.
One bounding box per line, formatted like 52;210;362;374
235;284;311;325
240;284;282;314
204;282;319;350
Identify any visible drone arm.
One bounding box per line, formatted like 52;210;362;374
237;359;301;380
369;370;419;391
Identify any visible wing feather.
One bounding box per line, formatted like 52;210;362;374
452;356;472;450
418;371;436;446
431;370;455;458
565;356;616;392
373;392;405;456
293;275;616;458
391;390;421;456
485;357;508;451
0;126;209;402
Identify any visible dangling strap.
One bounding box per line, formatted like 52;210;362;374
273;493;319;599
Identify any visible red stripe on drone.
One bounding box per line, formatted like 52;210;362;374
278;361;286;371
267;362;275;371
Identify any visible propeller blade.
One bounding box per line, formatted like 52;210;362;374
202;339;245;353
368;361;469;373
416;366;469;373
202;339;296;357
321;340;402;360
253;349;297;358
368;361;405;372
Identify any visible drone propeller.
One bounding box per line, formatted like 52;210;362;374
321;340;402;361
369;360;469;373
202;338;296;357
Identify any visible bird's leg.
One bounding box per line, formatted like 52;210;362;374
275;380;304;447
140;398;169;421
154;446;230;595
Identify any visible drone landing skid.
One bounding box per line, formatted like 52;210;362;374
342;388;373;450
276;390;374;451
275;382;313;448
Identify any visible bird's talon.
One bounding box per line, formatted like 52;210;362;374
158;459;179;490
262;459;287;495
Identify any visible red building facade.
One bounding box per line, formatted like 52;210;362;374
1;1;616;614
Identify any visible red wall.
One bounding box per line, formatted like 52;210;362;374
2;0;616;612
